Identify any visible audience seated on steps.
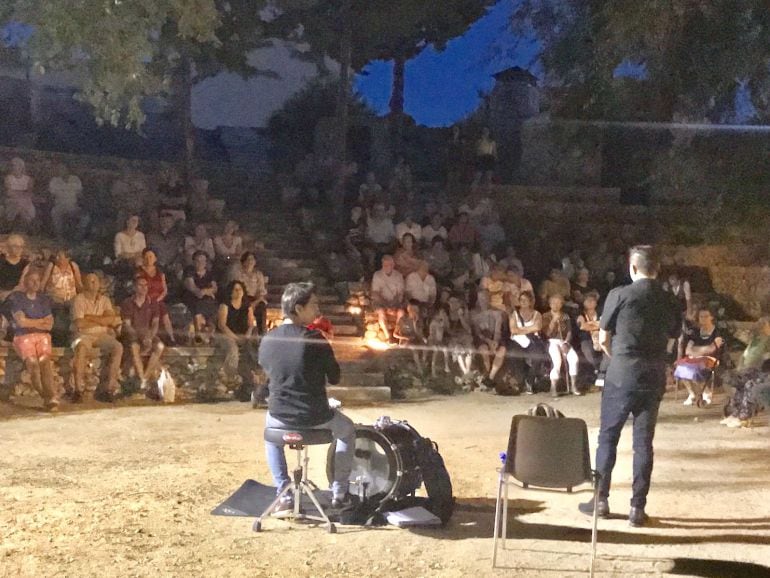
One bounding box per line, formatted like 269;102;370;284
7;270;58;412
722;318;770;428
227;251;268;335
393;299;428;373
421;212;447;247
4;157;36;232
371;255;404;342
71;273;124;403
146;212;184;274
182;250;218;341
393;233;423;278
213;220;244;275
216;280;257;387
40;248;82;347
48;162;86;241
136;248;176;344
114;214;147;266
184;223;215;267
121;275;165;396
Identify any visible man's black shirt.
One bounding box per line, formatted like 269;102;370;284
258;322;340;427
601;278;681;390
0;256;29;291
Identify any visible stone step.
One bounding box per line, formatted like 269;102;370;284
267;286;338;301
327;385;391;404
336;371;384;388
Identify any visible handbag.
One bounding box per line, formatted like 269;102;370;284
673;356;718;381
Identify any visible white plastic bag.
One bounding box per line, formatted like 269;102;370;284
157;367;176;403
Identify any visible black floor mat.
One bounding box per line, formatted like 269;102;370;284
211;479;333;517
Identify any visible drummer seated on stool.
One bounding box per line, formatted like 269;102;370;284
258;282;356;512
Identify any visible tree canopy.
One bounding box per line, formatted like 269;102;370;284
4;0;296;129
514;1;770;122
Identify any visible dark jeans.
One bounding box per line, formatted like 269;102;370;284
596;382;662;509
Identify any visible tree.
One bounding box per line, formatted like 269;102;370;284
3;0;297;175
284;1;492;156
512;1;770;123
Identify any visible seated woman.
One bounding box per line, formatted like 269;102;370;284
445;292;474;378
542;294;580;397
182;250;219;340
393;233;423;278
4;157;36;230
114;214;147;265
571;268;595;307
216;280;256;379
184;224;215;267
676;307;724;406
393;299;428;373
722;318;770;427
136;248;176;344
213;220;244;273
504;291;547;395
424;236;452;282
577;290;604;386
228;251;268;335
40;248;82;346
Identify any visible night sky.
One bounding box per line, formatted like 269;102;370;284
355;0;540;127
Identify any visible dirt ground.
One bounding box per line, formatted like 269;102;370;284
1;390;769;578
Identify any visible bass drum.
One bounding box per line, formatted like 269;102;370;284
327;422;423;502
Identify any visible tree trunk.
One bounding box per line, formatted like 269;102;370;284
389;54;406;154
180;56;195;183
334;0;352;163
389;55;405;117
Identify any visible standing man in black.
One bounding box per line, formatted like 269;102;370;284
258;282;355;512
580;246;681;527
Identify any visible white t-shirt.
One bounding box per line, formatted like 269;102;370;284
422;224;447;245
395;222;422;243
371;270;404;306
366;218;396;245
405;271;437;305
49;175;82;210
114;231;147;259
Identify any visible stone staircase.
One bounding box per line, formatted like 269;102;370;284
239;210;390;404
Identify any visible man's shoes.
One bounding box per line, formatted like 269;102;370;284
44;401;60;413
578;498;610;518
331;493;353;509
724;416;744;428
701;390;713;406
70;391;83;404
683;394;697;406
272;494;294;518
628;507;648;527
96;390;116;403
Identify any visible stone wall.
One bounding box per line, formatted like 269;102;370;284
0;346;259;404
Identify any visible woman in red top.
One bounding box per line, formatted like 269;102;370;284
136;248;176;343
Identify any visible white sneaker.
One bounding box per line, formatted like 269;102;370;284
594;378;605;387
701;391;713;406
683;394;697;406
719;415;734;425
724;416;743;428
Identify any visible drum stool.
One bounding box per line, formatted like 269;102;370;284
253;428;336;533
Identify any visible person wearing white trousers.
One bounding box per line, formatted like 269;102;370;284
542;294;582;397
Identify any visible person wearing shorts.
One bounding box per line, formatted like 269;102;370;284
7;271;58;411
71;273;123;402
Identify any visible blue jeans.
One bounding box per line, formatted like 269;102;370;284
595;382;662;509
265;410;355;498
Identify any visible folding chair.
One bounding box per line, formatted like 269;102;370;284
492;414;600;576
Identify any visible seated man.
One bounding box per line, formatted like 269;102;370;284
677;307;724;407
4;157;36;230
48;163;84;240
471;289;506;387
538;263;572;309
7;271;58;412
405;261;437;309
121;275;165;394
146;213;183;273
258;282;355;511
71;273;124;402
363;202;396;272
371;255;404;341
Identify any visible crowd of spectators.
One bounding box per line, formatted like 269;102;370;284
0;157;269;411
